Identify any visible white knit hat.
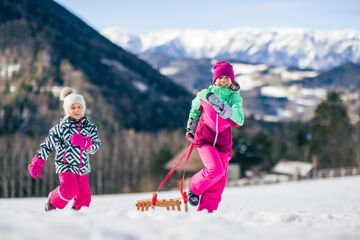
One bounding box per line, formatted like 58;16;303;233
60;87;86;116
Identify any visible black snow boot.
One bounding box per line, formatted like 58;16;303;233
188;190;200;207
45;193;56;212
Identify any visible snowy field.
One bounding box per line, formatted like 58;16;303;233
1;176;360;240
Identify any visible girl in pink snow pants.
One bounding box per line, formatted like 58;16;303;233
28;87;101;211
186;61;244;213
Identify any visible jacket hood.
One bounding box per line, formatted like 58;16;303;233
60;115;88;125
231;81;240;92
208;82;240;98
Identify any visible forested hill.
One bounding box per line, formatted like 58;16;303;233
296;62;360;93
0;0;192;135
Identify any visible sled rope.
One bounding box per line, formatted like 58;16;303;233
180;144;193;205
136;144;194;211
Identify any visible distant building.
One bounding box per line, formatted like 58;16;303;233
165;146;241;181
272;160;313;180
165;146;203;173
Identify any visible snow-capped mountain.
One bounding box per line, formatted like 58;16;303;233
102;27;360;71
102;27;360;123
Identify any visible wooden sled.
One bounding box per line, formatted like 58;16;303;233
135;144;194;213
136;197;188;212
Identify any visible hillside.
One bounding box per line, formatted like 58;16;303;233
137;53;360;123
0;0;192;135
297;62;360;93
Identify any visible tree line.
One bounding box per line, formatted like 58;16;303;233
232;92;360;176
1;92;359;198
0;129;185;198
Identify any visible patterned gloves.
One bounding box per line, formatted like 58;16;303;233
186;118;198;143
28;156;46;179
71;134;93;150
206;92;232;119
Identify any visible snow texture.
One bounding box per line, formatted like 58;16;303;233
1;176;360;240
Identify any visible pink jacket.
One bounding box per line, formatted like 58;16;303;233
193;99;241;153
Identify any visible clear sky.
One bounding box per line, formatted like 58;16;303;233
55;0;360;34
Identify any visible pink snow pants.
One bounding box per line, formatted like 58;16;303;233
189;145;231;213
50;172;91;210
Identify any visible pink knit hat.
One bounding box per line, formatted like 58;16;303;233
212;61;235;83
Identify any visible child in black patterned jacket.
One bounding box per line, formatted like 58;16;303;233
28;87;101;211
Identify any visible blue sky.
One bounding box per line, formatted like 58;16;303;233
55;0;360;34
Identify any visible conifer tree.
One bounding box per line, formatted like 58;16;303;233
308;92;354;168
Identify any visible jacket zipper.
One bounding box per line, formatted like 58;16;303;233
213;89;221;147
77;121;83;175
63;152;66;165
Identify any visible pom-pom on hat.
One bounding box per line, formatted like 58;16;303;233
212;61;235;83
60;87;86;116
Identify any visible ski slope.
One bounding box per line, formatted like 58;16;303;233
1;176;360;240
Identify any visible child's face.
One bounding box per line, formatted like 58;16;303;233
214;76;232;88
68;103;85;120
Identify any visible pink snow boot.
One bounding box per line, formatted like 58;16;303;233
45;193;56;212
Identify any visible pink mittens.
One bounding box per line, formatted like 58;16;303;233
28;156;46;179
83;137;93;151
71;133;85;147
71;134;93;150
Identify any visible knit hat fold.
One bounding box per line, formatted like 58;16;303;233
212;61;235;83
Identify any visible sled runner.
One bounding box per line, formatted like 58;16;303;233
136;144;194;212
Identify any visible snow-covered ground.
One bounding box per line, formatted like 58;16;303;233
1;176;360;240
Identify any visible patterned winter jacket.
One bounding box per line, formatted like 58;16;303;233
37;115;101;175
189;83;244;153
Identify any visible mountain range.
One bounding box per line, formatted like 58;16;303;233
0;0;192;135
1;0;359;136
102;27;360;123
102;27;360;71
